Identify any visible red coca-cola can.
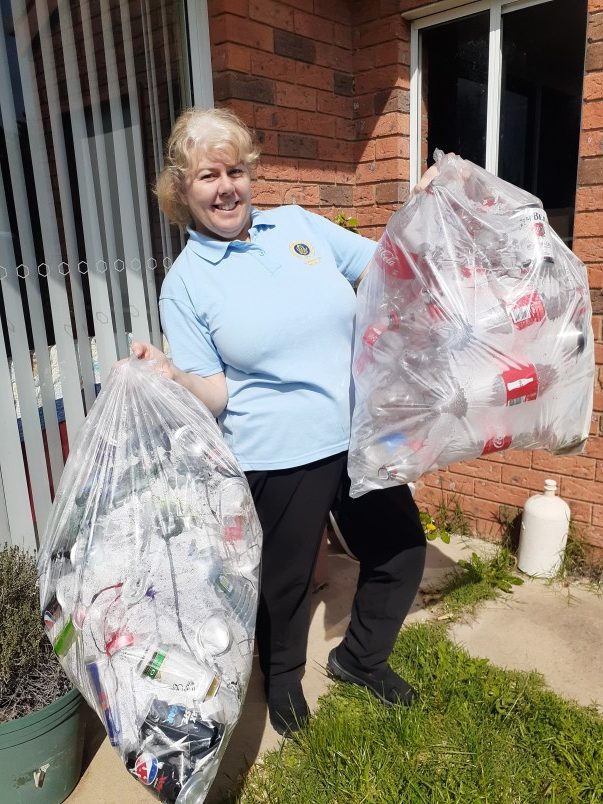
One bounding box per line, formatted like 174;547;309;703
501;364;538;405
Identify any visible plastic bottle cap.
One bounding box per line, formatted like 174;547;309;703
198;615;231;656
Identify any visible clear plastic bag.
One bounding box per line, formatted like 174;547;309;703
37;358;262;802
348;151;594;497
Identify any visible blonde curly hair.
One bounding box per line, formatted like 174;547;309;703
156;107;260;228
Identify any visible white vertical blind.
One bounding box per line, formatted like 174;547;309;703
0;0;195;546
57;0;118;381
34;0;97;411
117;0;165;347
0;275;37;550
78;0;129;359
13;0;86;448
0;179;52;539
0;19;64;493
97;0;150;347
187;0;214;108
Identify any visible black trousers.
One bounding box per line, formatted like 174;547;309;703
245;452;426;689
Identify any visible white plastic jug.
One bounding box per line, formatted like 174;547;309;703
517;479;570;578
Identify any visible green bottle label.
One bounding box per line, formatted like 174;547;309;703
142;649;167;680
216;574;233;596
53;618;76;657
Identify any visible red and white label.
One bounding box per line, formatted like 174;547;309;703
354;351;371;376
501;364;538;405
362;324;387;348
362;312;401;349
482;435;512;455
421;289;446;320
533;222;545;237
507;291;546;330
224;515;243;543
106;628;135;656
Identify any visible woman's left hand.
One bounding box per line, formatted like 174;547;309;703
411;163;439;195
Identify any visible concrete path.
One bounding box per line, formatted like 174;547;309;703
449;577;603;713
66;535;603;803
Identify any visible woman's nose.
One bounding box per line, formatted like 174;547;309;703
217;172;235;194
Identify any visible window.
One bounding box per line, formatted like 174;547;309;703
410;0;588;244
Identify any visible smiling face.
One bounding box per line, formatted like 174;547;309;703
182;151;253;241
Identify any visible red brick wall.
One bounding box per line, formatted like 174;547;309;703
208;0;603;553
574;0;603;547
351;1;412;238
209;0;357;215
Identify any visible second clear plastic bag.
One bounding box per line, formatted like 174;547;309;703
349;152;594;497
37;358;262;803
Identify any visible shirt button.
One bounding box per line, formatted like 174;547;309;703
258;250;265;256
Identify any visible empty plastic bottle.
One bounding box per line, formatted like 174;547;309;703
211;570;255;632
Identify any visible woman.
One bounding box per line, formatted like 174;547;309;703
133;107;428;736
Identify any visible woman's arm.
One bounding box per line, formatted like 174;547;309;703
130;341;228;418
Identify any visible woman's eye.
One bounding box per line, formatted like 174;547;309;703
229;169;243;177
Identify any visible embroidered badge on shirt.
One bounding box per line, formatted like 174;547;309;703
290;241;320;266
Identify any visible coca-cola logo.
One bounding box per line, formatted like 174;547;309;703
377;245;396;267
375;234;415;280
502;364;538;405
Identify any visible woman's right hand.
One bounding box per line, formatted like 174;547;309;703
130;340;178;381
128;342;228;418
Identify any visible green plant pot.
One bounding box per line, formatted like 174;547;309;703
0;687;85;803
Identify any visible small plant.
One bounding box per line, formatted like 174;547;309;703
497;504;522;552
440;547;524;616
420;510;450;544
0;545;70;722
332;212;359;233
558;521;603;586
420;494;471;544
437;494;471;537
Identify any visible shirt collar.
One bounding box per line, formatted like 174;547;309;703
186;207;275;264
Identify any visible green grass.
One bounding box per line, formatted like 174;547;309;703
233;624;603;803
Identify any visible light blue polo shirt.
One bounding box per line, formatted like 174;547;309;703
159;205;376;471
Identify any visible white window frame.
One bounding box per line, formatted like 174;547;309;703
186;0;214;107
408;0;553;187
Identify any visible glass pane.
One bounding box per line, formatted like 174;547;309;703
499;0;588;245
420;12;489;170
